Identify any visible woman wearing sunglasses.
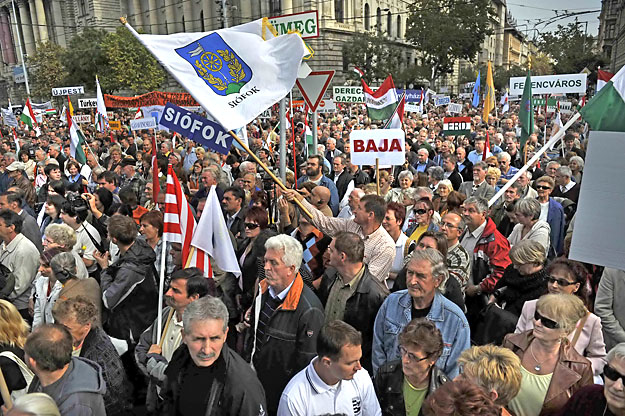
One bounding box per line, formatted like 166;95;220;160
515;258;607;379
504;293;593;416
559;342;625;415
374;318;450;416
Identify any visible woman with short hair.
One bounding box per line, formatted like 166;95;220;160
374;318;450;416
507;198;551;255
386;171;414;204
0;300;31;405
504;293;593;416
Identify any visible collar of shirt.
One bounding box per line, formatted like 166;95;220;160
363;223;386;240
337;265;365;289
306;358;340;394
395;233;409;248
228;209;241;220
268;278;295;301
562;181;575;192
469;220;487;239
473;180;485;187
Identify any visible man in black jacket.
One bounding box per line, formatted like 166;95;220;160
163;296;266;416
329;155;354;202
316;232;389;373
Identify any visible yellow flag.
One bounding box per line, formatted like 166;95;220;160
67;96;74;117
483;61;495;122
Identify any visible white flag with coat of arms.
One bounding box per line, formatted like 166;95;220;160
123;18;307;131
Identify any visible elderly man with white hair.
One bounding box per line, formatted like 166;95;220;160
338;188;365;219
496;152;519;186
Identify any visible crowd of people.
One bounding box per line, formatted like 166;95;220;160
0;97;622;416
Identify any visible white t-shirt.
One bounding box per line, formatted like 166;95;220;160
539;201;549;222
278;358;381;416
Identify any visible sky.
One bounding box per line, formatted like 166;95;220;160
506;0;601;41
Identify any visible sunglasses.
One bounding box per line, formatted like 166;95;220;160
535;185;552;190
399;346;431;363
244;222;259;230
488;164;497;168
547;276;576;287
604;364;625;384
534;311;559;329
414;209;428;215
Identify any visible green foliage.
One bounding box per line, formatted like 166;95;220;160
63;28;110;91
28;41;68;100
101;27;166;93
528;53;554;76
342;31;404;84
538;23;606;74
405;0;495;84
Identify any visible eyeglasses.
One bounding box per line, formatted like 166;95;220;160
535;185;552;190
440;222;459;229
244;222;260;230
488;164;497;168
414;209;428;215
604;364;625;384
534;311;560;329
547;276;576;287
399;346;431;363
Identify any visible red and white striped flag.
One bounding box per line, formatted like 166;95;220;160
134;108;142;119
163;165;212;277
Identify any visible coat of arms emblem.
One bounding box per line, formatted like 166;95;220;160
176;33;253;96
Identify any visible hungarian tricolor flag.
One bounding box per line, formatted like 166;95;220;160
581;65;625;131
597;69;614;93
67;113;87;164
20;99;40;135
384;93;405;130
361;75;399;121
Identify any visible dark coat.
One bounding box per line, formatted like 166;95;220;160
551;182;580;204
316;266;389;373
457;159;474;181
330;169;354;201
374;361;449;416
447;169;463;191
236;228;277;302
545;197;566;257
493;265;548;317
163;343;267;416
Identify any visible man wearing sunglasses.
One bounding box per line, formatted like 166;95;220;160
558;343;625;414
496;152;518;186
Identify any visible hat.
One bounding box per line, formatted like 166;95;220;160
6;161;25;172
120;157;136;168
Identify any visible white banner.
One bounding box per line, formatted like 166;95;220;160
1;108;18;127
78;98;98;109
509;73;587;95
405;103;420;113
73;114;92;123
317;99;336;113
333;86;364;103
434;96;451;106
448;103;463;114
141;105;170;132
52;86;85;96
350;129;405;165
130;117;158;131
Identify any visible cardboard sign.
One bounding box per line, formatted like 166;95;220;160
509;73;587;95
350;129;405;165
268;10;319;39
130;117;157;131
108;120;122;130
78;98;97;109
73;114;92;124
443;117;471;136
333;86;364;103
52;86;84;96
159;102;234;155
448;103;463;114
258;109;272;119
434;96;451;107
405;103;420;113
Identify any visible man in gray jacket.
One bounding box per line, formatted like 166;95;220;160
26;324;106;415
595;268;625;351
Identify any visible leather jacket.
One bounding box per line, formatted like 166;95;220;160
373;360;449;416
503;330;593;415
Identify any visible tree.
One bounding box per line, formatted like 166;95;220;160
28;41;68;100
63;28;110;91
101;27;166;93
528;53;554;75
342;31;404;84
538;23;606;74
405;0;495;85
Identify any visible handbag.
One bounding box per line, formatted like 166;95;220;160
472;302;519;346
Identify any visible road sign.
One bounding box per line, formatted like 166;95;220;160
130;117;157;131
73;114;92;124
333;86;364;103
268;10;319;39
351;129;405;166
443;117;471;136
296;70;335;112
52;86;84;96
78;98;97;109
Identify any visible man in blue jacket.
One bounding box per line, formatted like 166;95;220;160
296;155;339;215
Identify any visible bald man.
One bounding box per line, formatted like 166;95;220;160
311;186;333;217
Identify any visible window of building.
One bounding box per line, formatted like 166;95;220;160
182;16;185;32
376;7;381;33
364;3;370;31
335;0;344;23
200;10;204;31
387;11;392;36
607;23;616;39
79;0;87;16
269;0;281;15
397;16;401;38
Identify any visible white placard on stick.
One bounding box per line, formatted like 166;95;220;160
52;86;85;96
569;131;625;270
509;73;587;95
73;114;91;124
448;103;463;114
350;129;405;166
130;117;158;131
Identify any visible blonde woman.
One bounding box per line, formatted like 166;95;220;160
0;300;32;405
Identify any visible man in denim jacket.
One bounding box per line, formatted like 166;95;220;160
372;248;470;378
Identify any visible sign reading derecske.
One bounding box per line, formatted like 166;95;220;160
350;129;405;165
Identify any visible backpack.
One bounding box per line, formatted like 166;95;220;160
0;351;34;401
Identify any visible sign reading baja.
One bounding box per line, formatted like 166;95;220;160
443;117;471;136
350;129;405;166
52;86;85;96
160;102;234;155
130;117;157;131
78;98;98;109
509;73;587;95
333;86;364;103
268;10;319;39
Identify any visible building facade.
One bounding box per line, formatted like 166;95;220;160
598;0;625;72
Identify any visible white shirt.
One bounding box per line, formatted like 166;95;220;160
539;201;549;222
278;358;381;416
74;222;102;273
560;180;576;193
391;233;410;275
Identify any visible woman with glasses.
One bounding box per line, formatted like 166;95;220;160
236;206;276;309
515;258;607;378
534;176;566;257
504;293;593;416
374;318;449;416
559;342;625;415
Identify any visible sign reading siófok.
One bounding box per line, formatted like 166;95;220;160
176;34;253;96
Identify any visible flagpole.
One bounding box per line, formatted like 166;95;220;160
228;130;313;219
279;97;287;183
156;237;168;342
10;0;30;97
488;112;581;207
375;158;380;195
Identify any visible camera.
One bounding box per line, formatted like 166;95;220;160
66;192;89;213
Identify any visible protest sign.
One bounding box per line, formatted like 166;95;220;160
333;86;364;103
108;120;121;130
52;86;85;96
78;98;98;109
405;103;420;113
434;96;451;106
350;129;405;165
448;103;463;114
130;117;157;131
73;115;92;124
159;102;234;155
397;89;422;103
509;73;587;95
317;99;336;113
268;10;319;38
443;117;471;135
